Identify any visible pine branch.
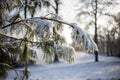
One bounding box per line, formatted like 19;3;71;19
40;17;73;27
2;17;74;29
0;63;10;67
0;32;57;44
0;32;39;44
2;20;24;29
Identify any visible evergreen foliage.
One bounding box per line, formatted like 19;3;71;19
0;0;99;79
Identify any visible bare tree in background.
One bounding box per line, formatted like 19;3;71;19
77;0;119;61
94;0;98;62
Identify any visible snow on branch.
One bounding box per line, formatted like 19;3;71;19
53;31;67;45
54;44;76;63
0;63;10;67
5;7;20;22
1;17;98;53
30;18;53;38
0;32;40;44
1;17;72;29
39;40;75;63
71;23;98;53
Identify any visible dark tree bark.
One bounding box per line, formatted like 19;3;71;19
24;0;28;19
94;0;99;62
94;50;98;62
106;33;110;56
55;0;59;14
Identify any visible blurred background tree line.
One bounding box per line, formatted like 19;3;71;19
72;0;120;57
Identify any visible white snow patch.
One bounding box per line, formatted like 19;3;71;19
6;52;120;80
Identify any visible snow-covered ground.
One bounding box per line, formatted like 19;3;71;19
7;52;120;80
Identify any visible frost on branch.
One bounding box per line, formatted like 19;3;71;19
71;23;98;53
51;14;63;32
39;40;76;63
54;45;76;63
30;18;53;39
53;31;67;45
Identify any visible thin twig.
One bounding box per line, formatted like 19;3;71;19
2;20;24;29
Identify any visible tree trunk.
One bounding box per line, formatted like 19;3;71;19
94;0;99;62
106;34;110;56
54;54;59;62
55;0;59;14
24;0;27;19
94;50;98;62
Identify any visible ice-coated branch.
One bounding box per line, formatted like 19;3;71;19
2;17;73;29
1;17;98;53
55;44;76;63
71;23;98;53
0;32;40;44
